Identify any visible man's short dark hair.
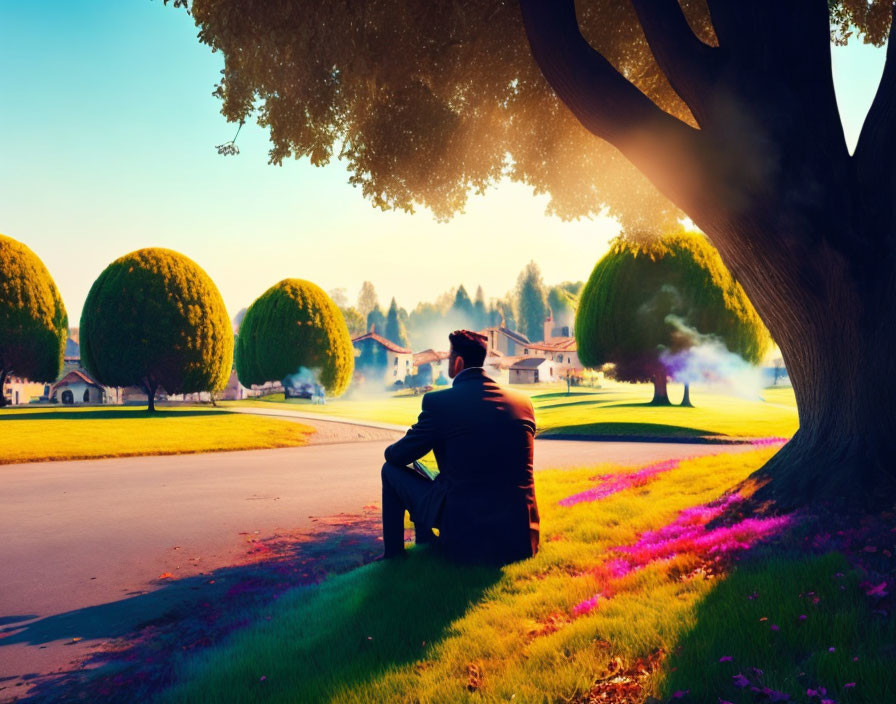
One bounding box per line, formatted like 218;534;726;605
449;330;488;368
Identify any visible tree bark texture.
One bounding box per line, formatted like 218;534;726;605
520;0;896;506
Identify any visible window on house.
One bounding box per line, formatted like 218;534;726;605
557;355;563;363
394;357;398;366
393;370;397;377
83;388;90;402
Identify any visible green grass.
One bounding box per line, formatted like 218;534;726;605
231;382;799;440
0;406;314;464
157;445;892;703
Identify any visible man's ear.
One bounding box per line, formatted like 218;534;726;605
452;355;465;375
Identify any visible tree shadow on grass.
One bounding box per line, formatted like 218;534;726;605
537;398;621;410
159;553;503;703
655;530;896;702
0;409;230;422
0;510;411;703
532;391;612;400
540;421;723;439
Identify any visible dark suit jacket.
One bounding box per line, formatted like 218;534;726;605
384;367;539;565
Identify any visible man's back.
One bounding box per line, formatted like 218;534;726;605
384;367;539;564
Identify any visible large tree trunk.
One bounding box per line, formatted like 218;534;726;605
650;370;670;406
726;235;896;509
519;0;896;508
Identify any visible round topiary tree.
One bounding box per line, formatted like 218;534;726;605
0;234;68;405
80;248;233;411
576;232;770;406
236;279;354;397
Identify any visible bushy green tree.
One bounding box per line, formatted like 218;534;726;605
366;305;386;336
451;285;474;320
0;234;68;404
80;248;233;411
576;233;770;406
340;306;367;337
385;297;410;347
515;261;548;342
236;279;353;396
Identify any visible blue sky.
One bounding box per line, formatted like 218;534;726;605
0;2;887;322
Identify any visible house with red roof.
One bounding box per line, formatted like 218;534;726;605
412;349;450;385
352;331;414;388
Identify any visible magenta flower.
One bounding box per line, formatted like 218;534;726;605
733;673;750;688
865;581;888;597
719;656;733;662
559;458;684;506
572;594;602;616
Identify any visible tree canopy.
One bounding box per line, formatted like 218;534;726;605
576;232;770;404
385;297;410;347
515;261;548;341
366;305;386;336
0;234;68;399
236;279;354;396
166;0;888;231
340;306;367;337
357;281;379;318
80;248;233;411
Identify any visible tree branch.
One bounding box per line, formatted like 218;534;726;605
854;4;896;232
629;0;718;125
518;0;718;223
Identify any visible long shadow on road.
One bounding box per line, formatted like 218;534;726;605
0;510;386;703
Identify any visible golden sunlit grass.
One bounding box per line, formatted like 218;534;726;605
158;445;895;703
233;382;799;440
0;406;314;464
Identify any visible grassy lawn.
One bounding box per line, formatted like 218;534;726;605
231;382;799;440
0;406;314;464
158;446;893;703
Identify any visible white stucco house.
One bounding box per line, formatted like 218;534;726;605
509;357;558;384
2;376;49;405
51;369;114;405
352;332;414;387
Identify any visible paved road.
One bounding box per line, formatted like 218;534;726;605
0;424;743;697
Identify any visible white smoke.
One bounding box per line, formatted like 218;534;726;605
660;315;763;400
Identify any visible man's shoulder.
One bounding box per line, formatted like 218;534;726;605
421;387;453;408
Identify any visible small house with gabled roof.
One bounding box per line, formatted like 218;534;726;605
51;369;109;405
352;331;414;388
509;357;557;384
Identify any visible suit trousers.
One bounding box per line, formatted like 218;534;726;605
381;462;438;556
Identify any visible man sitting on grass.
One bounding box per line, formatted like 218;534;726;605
380;330;540;565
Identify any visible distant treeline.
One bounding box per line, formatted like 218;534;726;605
236;261;584;352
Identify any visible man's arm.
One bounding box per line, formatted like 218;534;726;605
384;393;439;466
